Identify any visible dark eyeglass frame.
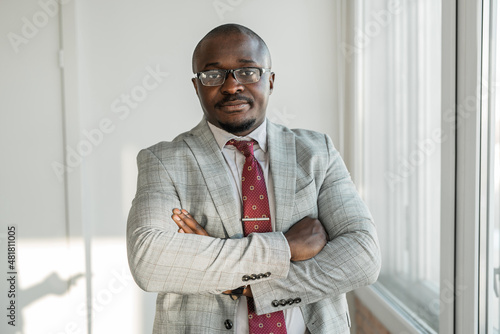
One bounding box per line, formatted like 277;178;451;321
193;67;272;87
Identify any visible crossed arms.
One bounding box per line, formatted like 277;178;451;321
127;133;381;315
172;208;329;297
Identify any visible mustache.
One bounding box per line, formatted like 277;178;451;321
215;95;253;108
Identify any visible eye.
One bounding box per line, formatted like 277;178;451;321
208;73;222;79
202;71;223;79
239;69;257;76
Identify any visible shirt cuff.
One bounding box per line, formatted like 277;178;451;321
280;232;292;260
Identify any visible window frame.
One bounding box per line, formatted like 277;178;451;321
453;0;483;332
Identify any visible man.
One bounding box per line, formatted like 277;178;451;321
127;24;380;334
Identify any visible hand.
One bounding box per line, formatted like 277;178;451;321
242;286;253;297
285;217;328;262
171;208;209;236
222;285;253;298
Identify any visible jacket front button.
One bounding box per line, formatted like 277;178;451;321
224;319;233;329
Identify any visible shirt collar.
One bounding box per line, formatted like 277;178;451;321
207;119;268;152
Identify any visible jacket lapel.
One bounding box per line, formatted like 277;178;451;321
267;121;297;232
184;119;243;238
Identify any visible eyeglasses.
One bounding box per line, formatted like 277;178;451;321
194;67;271;87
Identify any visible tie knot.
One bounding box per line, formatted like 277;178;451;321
227;139;255;158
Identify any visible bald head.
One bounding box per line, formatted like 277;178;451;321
192;24;272;73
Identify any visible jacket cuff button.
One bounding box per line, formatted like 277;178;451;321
294;298;301;304
242;275;250;282
272;300;280;307
250;274;257;280
279;299;287;306
264;272;271;277
287;298;294;305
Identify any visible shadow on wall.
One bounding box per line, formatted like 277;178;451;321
13;273;84;333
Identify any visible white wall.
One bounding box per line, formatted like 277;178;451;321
2;1;343;333
1;0;88;333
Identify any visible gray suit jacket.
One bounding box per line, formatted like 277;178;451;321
127;118;380;333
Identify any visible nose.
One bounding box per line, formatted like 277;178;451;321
220;70;244;95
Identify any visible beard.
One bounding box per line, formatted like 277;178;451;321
218;118;256;135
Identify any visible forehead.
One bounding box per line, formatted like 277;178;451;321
194;33;268;71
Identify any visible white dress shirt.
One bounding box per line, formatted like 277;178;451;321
207;120;309;334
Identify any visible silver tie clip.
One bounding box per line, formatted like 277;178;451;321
241;218;270;221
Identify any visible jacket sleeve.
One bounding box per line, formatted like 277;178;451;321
126;148;291;295
250;134;381;315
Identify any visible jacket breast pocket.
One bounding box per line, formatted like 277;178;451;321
292;179;318;219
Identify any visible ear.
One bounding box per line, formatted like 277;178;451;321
192;78;199;96
268;72;275;95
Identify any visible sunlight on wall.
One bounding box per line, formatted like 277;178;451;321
91;238;150;333
13;238;86;334
0;237;152;334
122;145;140;219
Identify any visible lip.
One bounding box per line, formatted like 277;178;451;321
217;100;250;112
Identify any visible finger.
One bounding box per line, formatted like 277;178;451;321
172;214;194;233
177;213;209;236
178;229;185;233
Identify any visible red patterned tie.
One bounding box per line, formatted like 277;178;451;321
227;139;287;334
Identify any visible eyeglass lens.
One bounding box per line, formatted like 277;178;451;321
199;68;262;86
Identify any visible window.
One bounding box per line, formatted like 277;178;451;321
353;0;442;332
351;0;500;332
